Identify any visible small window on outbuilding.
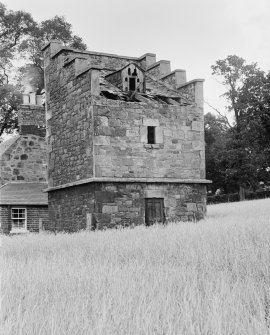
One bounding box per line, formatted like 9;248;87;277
147;126;155;144
11;208;27;230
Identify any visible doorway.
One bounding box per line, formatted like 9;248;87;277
145;198;165;226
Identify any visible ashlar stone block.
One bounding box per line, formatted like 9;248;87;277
143;118;160;127
155;127;164;144
102;205;118;214
95;136;110;146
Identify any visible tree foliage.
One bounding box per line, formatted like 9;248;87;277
0;2;87;140
208;56;270;196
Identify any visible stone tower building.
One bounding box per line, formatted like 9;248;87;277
43;40;210;231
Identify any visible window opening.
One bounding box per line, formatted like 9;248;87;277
128;68;131;75
137;78;140;82
147;126;155;144
132;68;137;76
129;77;136;91
11;208;27;230
125;77;128;81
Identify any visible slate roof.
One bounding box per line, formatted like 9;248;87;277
0;182;48;205
99;65;192;104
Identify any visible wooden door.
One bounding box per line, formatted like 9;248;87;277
145;198;164;226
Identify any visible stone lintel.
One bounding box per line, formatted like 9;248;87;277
177;79;205;89
137;53;157;68
76;65;103;78
160;69;187;86
160;69;186;80
44;178;212;192
137;53;157;60
20;104;45;110
146;60;171;78
41;39;62;51
63;55;88;67
147;60;171;70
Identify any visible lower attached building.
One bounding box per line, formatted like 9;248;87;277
46;178;208;232
0;182;48;234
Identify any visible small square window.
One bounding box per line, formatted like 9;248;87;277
147;126;155;144
11;208;27;230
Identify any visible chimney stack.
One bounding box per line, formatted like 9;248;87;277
22;92;43;106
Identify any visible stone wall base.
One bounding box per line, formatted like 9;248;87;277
47;182;207;232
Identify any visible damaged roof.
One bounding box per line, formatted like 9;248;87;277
0;182;48;205
99;64;192;104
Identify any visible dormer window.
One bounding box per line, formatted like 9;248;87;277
105;63;145;94
123;64;144;92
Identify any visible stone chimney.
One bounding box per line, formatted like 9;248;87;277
18;92;46;137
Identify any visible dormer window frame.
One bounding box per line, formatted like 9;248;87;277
122;64;145;93
105;63;145;94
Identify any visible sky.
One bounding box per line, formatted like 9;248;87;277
5;0;270;117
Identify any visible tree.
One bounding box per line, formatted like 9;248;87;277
0;3;87;140
204;112;230;193
19;15;87;71
210;56;270;198
0;3;35;57
0;84;21;137
211;55;265;130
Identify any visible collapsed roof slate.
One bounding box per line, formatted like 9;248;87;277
100;67;192;105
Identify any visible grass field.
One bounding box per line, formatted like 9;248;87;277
1;198;270;335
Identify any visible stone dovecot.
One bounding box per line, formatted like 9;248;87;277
42;40;211;231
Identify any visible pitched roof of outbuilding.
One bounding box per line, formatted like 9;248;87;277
0;182;48;205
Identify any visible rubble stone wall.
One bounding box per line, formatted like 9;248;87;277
45;63;94;187
0;135;47;185
48;182;207;232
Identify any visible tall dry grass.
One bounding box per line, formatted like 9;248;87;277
1;198;270;335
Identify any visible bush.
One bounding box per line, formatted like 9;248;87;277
207;190;270;204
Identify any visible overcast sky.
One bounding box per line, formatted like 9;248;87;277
6;0;270;117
